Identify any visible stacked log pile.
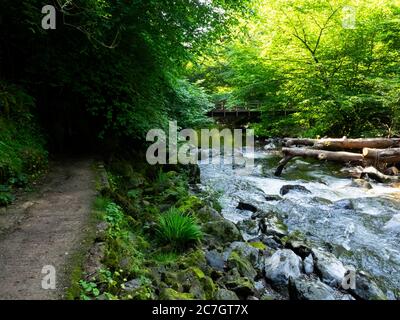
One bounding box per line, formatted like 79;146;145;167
275;137;400;182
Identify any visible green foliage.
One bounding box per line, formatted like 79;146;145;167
194;0;400;137
156;207;203;249
79;280;100;300
0;83;47;205
1;0;250;145
0;185;15;206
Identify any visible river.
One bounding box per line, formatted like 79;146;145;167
199;146;400;298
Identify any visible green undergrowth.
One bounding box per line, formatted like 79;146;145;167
74;157;222;300
0;83;48;206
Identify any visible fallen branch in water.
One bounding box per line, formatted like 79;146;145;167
275;147;364;176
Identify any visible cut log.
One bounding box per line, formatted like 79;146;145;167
283;138;317;147
275;148;364;176
361;167;400;183
363;148;400;164
284;138;400;150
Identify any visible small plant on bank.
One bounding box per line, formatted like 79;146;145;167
156;207;202;249
0;184;15;206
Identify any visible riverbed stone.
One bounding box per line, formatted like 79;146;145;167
265;195;283;202
285;238;312;259
237;202;258;213
280;185;311;196
303;254;314;275
348;271;387;300
351;179;373;189
312;248;347;287
333;199;354;210
383;214;400;232
237;218;259;238
259;216;288;239
289;277;336;300
264;249;302;286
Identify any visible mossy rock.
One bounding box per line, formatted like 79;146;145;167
178;267;216;300
221;269;256;299
176;196;204;215
178;249;207;270
159;288;194;300
161;266;216;300
249;241;267;251
202;220;243;245
214;289;239;300
227;251;257;280
196;206;224;223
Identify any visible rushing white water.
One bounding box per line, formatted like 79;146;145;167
199;147;400;297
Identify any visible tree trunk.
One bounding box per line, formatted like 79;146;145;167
283;138;400;150
275;148;364;176
362;148;400;164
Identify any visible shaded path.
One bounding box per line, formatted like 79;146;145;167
0;158;96;299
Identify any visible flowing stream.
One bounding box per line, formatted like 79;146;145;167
199;146;400;297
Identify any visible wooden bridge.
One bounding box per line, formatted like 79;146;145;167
208;102;261;118
208;101;297;121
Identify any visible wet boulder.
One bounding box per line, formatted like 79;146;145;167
265;195;283;202
333;199;354;210
312;249;347;287
348;271;387;300
264;249;302;286
303;254;314;275
351;179;373;189
237;219;260;239
289;277;336;300
383;214;400;233
237;202;258;213
284;238;312;259
280;185;311;196
259;216;288;239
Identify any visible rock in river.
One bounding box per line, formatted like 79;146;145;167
280;185;311;196
237;202;258;213
333;199;354;210
289;277;336;300
348;271;387;300
303;254;314;275
264;249;302;286
383;214;400;233
312;248;347;287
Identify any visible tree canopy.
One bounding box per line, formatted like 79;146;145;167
192;0;400;137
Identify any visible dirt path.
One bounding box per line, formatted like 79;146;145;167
0;158;96;300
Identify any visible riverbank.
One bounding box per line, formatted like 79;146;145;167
71;149;397;300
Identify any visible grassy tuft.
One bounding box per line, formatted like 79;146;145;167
156;208;202;249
